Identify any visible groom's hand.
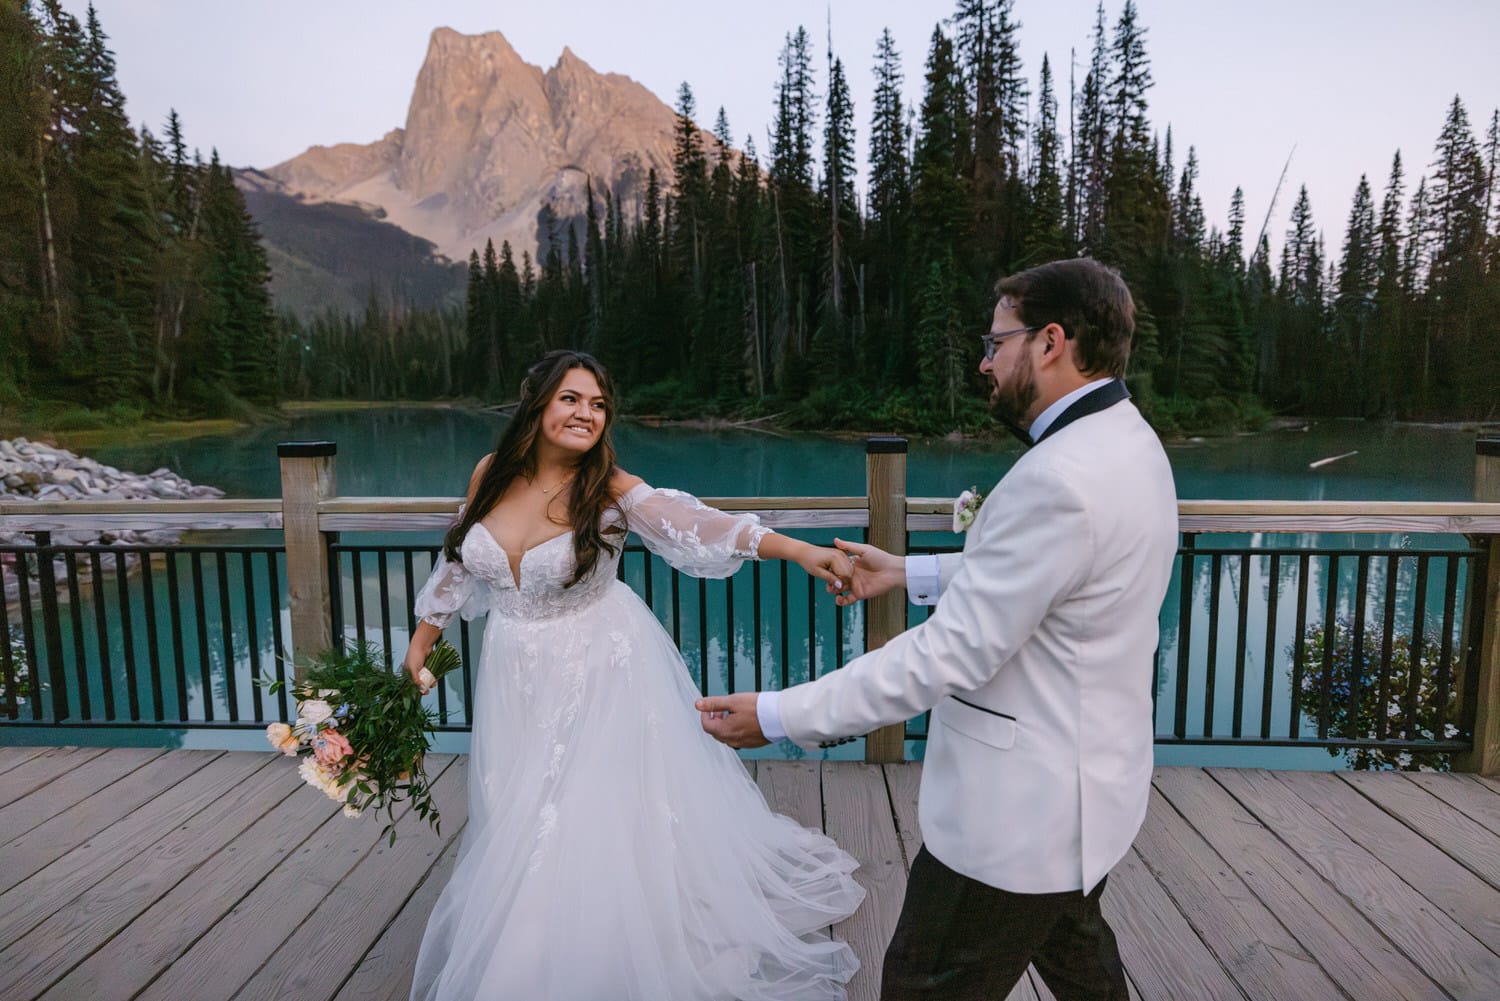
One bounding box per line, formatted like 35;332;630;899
696;693;769;748
828;538;905;606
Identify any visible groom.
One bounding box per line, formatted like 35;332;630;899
698;258;1179;1000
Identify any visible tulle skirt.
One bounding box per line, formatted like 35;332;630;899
410;582;864;1000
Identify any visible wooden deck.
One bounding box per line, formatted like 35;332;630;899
1;748;1498;1001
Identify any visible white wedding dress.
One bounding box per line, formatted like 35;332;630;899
408;483;864;1001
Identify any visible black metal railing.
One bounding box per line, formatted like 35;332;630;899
325;537;863;731
2;534;291;728
2;513;1493;768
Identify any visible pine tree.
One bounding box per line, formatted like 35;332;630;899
867;28;909;233
816;54;856;355
1072;2;1111;251
1222;186;1246;273
0;0;48;398
1023;53;1066;262
670;82;708;276
1174;146;1205;254
1335;174;1377;411
915;252;966;416
911;26;967;262
1099;0;1163;272
770;27;818;372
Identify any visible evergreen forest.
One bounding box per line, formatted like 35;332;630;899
4;1;1499;436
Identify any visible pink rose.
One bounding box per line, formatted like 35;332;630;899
313;729;353;767
266;722;300;755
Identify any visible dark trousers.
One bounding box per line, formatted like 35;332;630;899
880;846;1129;1001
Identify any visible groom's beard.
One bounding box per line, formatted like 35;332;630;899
988;353;1038;429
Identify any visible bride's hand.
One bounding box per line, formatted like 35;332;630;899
403;641;434;695
794;542;853;592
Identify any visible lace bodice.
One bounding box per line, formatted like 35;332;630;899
414;482;771;626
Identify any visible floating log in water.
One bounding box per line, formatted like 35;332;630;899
1308;450;1358;469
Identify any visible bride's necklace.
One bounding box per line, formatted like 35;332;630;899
532;473;574;495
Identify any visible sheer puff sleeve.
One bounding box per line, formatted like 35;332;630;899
621;482;770;579
413;510;492;628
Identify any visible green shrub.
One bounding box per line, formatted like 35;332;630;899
1291;616;1457;771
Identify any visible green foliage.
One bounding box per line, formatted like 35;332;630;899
1141;393;1267;437
1;624;35;710
1290;617;1456;771
265;640;461;845
2;4;280;421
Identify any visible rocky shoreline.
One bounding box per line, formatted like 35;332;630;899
2;438;225;606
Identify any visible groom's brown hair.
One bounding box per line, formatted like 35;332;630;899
996;259;1135;379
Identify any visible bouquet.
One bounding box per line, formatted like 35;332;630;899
263;640;461;844
953;486;985;533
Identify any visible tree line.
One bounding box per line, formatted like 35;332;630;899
440;1;1500;431
1;1;277;420
4;1;1497;433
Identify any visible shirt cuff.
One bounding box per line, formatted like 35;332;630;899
906;554;941;605
757;690;788;742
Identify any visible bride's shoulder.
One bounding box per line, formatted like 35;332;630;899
467;454;494;497
609;468;646;500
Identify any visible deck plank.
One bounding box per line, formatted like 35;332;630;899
40;757;342;1001
1131;784;1341;1000
0;746;49;770
0;752;297;999
0;746;164;847
822;761;906;1001
755;758;823;831
1102;843;1246;1000
1154;768;1438;1001
1405;773;1500;836
1289;771;1500;955
882;761;922;871
0;749;221;896
1340;770;1500;891
133;755;458;1001
0;746;109;809
0;750;263;949
332;820;468;1001
235;759;471;1001
1212;767;1500;1000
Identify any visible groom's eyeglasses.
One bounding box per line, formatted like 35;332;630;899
980;325;1043;361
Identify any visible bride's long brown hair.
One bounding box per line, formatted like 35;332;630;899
443;350;626;587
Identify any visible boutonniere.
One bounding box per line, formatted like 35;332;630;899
952;486;984;533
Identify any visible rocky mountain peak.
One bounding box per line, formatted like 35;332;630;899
261;27;725;272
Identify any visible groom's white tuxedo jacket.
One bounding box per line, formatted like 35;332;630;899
779;392;1178;894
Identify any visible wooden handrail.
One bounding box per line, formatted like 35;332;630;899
9;497;1500;530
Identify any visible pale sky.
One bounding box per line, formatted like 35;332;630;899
70;0;1500;258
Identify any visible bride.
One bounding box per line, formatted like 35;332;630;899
403;350;865;1000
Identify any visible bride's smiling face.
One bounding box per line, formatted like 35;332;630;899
537;368;608;457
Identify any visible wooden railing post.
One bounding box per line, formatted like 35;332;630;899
279;442;337;680
864;436;908;763
1458;437;1500;775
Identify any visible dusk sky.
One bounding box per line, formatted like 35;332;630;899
71;0;1500;258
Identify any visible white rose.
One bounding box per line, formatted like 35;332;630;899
342;803;363;819
952;490;978;533
298;698;333;725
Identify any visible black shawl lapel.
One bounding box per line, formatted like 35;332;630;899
1030;379;1131;447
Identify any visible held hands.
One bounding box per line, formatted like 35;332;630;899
826;538;904;607
793;542;854;592
696;692;769;748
